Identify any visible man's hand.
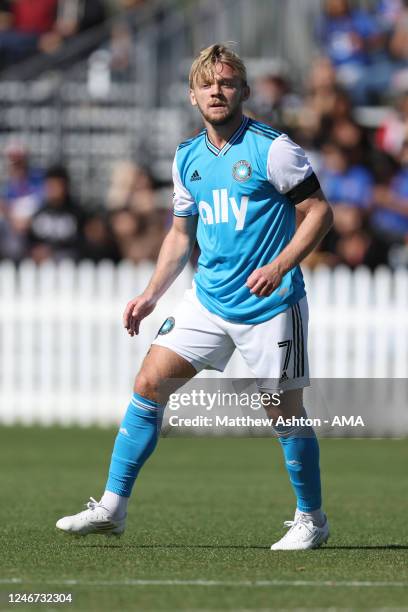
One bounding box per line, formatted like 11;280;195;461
121;215;197;337
123;294;156;336
246;263;283;298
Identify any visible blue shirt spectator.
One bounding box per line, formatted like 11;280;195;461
1;141;44;211
317;0;381;69
372;167;408;237
319;141;374;209
316;0;395;104
2;167;44;205
0;142;45;261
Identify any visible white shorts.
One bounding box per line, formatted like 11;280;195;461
152;289;309;392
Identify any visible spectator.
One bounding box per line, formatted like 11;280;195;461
316;138;376;270
249;73;301;131
1;140;44;211
297;60;354;150
109;19;133;80
318;140;374;209
0;141;44;261
129;165;156;215
109;206;166;264
316;0;393;104
28;165;84;262
371;139;408;241
298;86;362;157
107;160;139;210
40;0;107;55
297;57;338;144
107;161;156;213
57;0;106;36
388;1;408;90
317;201;389;269
330;116;369;166
0;0;58;69
80;212;121;262
375;91;408;159
0;0;107;69
140;208;167;260
333;225;389;268
109;207;144;262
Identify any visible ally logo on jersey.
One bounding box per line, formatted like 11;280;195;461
199;189;248;231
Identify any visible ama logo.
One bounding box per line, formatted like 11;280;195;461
198;189;248;231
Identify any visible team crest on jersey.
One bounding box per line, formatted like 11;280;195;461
157;317;175;336
232;160;252;182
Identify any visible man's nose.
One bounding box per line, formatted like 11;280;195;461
210;81;222;95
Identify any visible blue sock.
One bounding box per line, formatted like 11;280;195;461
105;393;163;498
274;412;322;512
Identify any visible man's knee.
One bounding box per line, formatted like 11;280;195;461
264;388;304;419
133;370;158;401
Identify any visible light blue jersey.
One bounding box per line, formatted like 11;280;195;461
172;116;320;324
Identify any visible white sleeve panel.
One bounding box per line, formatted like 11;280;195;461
266;134;314;195
172;155;198;216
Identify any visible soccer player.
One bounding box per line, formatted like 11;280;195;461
57;44;333;550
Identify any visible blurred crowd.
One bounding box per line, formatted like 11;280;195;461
0;0;408;269
0;0;145;71
249;0;408;269
0;143;168;264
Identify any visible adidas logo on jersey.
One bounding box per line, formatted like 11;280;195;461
190;170;201;181
199;189;248;231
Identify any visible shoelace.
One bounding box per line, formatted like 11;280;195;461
283;517;313;530
85;497;101;511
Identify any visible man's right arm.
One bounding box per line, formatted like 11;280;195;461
123;214;198;336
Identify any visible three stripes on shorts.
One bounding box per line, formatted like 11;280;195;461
291;302;304;378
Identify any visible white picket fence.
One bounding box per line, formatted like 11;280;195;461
0;260;406;428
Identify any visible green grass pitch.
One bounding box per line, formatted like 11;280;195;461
1;427;407;611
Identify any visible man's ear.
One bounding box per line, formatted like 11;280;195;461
241;84;250;103
190;89;197;106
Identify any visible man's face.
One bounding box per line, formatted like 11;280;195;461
190;62;249;126
45;177;67;204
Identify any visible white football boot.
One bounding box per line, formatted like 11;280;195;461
271;513;329;550
56;497;126;537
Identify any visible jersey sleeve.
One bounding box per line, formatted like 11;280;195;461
172;153;198;217
266;134;320;205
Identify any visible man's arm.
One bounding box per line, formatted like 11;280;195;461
246;189;333;297
123;214;198;336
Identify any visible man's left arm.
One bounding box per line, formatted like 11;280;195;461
247;189;333;297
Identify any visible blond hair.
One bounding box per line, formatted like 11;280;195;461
189;43;247;89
